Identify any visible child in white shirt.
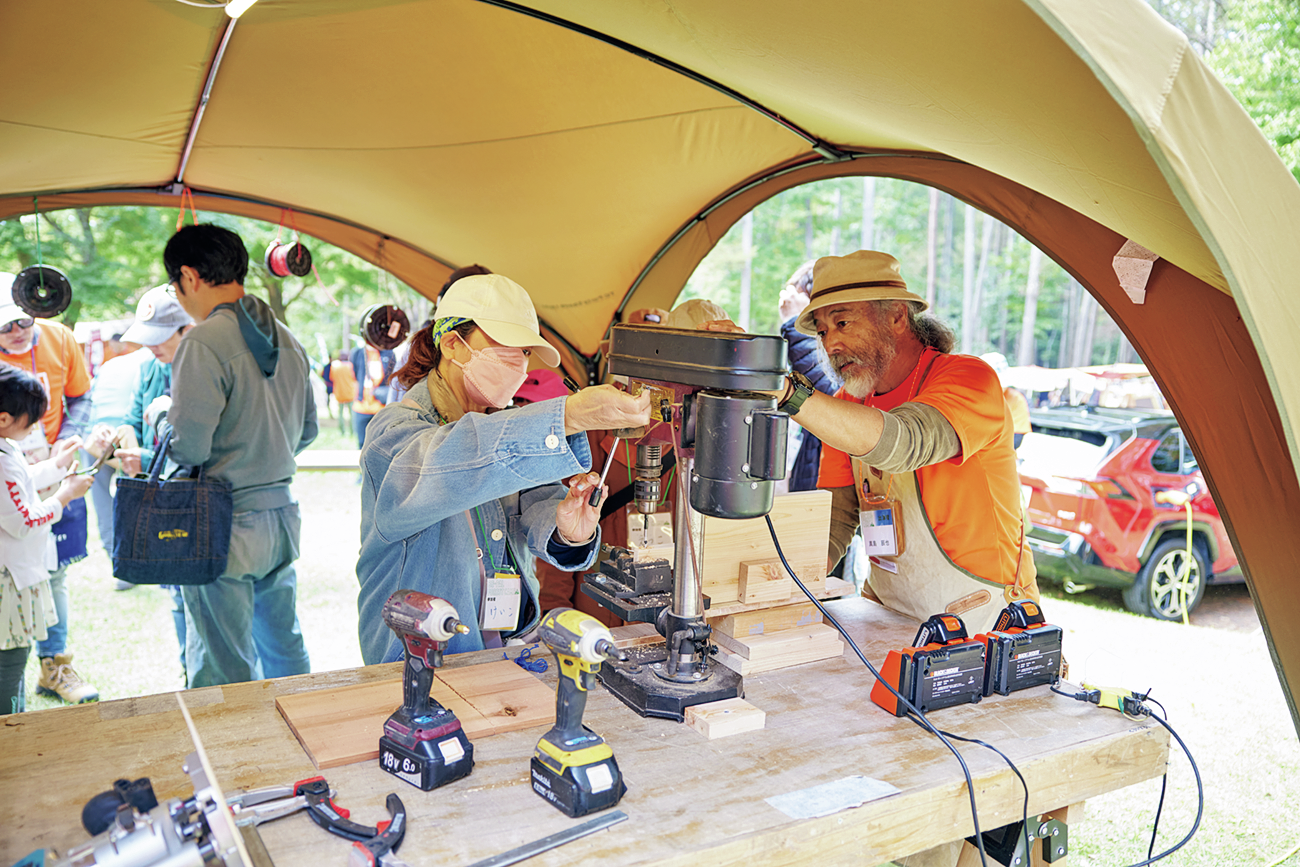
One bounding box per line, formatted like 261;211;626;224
0;366;92;714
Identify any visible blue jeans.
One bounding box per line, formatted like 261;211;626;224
353;411;376;448
35;566;68;659
88;461;116;552
1;646;29;714
181;504;311;687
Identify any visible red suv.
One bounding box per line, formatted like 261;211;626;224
1018;407;1241;619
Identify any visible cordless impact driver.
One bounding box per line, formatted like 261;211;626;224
378;590;475;791
531;608;629;817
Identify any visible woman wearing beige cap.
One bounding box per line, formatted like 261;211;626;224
355;273;650;663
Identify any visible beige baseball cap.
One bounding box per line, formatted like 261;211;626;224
433;273;560;367
794;250;929;336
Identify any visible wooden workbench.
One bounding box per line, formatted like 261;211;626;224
0;598;1168;866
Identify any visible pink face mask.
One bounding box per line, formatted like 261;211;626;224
452;335;530;408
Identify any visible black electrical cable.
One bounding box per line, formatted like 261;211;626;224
762;515;990;867
1048;685;1204;867
920;718;1033;860
1145;700;1169;861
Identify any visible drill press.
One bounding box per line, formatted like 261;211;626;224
531;608;630;817
582;323;789;720
378;590;475;791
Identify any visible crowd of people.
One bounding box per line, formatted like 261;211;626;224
2;227;1038;715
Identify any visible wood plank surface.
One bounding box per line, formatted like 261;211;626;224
1;599;1169;867
274;659;554;769
699;489;831;604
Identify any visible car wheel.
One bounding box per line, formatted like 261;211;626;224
1124;537;1208;620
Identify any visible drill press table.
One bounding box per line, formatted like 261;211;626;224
1;597;1168;867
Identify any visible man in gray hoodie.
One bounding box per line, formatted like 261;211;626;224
163;224;318;687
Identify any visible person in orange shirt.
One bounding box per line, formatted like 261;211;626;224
350;343;395;448
981;352;1031;448
771;251;1038;633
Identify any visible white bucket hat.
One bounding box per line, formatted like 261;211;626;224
433;273;560;367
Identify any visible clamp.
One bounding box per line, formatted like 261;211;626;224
295;777;392;842
348;794;411;867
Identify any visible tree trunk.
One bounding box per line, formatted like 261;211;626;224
738;211;754;331
961;205;977;353
804;195;815;261
861;177;876;250
1057;278;1076;368
1017;244;1044;366
975;221;1001;350
1071;285;1099;367
1117;333;1139;364
830;187;842;256
925;187;939;308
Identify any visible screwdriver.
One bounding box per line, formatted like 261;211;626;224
588;440;620;506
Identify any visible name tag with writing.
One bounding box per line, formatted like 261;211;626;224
859;494;904;558
481;572;522;631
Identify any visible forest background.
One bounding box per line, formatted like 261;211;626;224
0;0;1294;371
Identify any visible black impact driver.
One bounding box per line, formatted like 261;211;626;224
378;590;475;791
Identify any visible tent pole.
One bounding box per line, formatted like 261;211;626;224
174;17;239;188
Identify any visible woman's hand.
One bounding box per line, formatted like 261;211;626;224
564;385;651;436
555;472;603;544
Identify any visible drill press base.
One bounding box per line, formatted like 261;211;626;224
597;645;743;722
379;728;474;791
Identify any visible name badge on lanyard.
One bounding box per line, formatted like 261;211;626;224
480;570;522;631
859;489;905;558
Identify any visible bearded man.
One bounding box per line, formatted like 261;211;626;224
773;250;1038;632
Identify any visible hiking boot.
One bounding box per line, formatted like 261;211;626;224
37;653;100;704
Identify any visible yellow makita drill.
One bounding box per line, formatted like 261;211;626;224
530;608;629;817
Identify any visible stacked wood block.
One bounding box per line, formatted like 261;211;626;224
696;490;846;674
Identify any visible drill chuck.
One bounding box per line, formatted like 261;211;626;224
382;591;467;643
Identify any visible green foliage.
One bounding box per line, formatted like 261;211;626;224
682;177;1124;368
0;206;430;363
1207;0;1300;182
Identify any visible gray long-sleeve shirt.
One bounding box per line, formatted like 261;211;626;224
168;296;317;512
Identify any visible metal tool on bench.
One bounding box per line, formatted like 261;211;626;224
378;590;475;791
530;608;629;817
581;324;789;720
52;754;313;867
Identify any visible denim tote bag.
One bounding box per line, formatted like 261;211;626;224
112;430;233;585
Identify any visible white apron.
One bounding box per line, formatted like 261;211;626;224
850;358;1038;636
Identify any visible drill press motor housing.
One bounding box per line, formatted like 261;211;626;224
378;590;475;791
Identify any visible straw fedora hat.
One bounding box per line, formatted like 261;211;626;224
794;250;928;336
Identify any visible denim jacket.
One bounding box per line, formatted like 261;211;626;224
356;374;598;664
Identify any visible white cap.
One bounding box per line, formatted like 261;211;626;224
434;274;560;367
122;285;194;346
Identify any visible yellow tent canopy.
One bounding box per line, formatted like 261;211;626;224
3;0;1299;730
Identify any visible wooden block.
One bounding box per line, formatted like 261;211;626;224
609;622;664;650
738;559;792;603
712;624;845;674
699;489;831;605
275;659;555;769
684;697;766;739
711;601;823;638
